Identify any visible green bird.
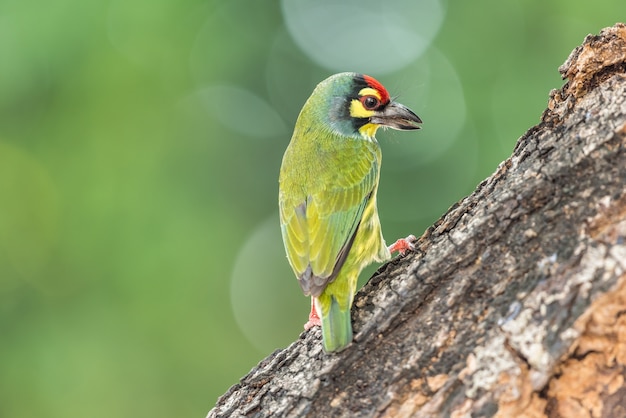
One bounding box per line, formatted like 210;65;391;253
279;72;422;353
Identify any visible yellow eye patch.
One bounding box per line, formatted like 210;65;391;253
358;87;381;99
349;88;383;118
350;99;371;118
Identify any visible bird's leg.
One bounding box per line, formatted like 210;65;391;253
304;297;321;330
388;234;417;255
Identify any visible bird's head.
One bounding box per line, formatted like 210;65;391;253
304;72;422;139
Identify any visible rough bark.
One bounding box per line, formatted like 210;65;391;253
208;24;626;418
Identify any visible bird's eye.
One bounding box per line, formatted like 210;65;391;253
361;95;380;110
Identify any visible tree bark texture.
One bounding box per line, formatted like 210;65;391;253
208;24;626;418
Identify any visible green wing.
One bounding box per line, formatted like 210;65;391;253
279;141;378;297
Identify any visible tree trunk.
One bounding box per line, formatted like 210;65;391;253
208;23;626;418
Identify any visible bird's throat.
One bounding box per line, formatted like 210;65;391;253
358;123;379;139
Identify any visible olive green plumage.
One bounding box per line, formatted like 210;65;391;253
279;72;421;352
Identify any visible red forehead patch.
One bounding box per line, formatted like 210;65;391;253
363;75;390;104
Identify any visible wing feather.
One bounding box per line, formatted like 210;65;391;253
279;141;379;297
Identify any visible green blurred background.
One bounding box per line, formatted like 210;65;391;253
0;0;621;416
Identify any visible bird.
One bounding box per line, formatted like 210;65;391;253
278;72;421;353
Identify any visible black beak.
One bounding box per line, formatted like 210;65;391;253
370;101;422;131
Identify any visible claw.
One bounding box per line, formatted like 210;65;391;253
388;234;417;255
304;297;321;330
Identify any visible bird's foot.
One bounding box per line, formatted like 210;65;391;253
388;234;417;255
304;299;321;330
304;316;321;330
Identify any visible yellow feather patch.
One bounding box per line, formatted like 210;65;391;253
349;87;382;119
349;99;372;119
358;87;381;100
359;123;379;138
350;87;384;137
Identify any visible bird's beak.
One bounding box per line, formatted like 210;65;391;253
370;102;422;131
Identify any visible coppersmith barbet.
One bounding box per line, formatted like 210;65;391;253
279;73;421;352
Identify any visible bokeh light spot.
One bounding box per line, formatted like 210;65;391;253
381;47;467;169
264;27;329;125
281;0;445;75
191;85;287;139
230;215;304;354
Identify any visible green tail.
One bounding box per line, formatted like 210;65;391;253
321;296;353;352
